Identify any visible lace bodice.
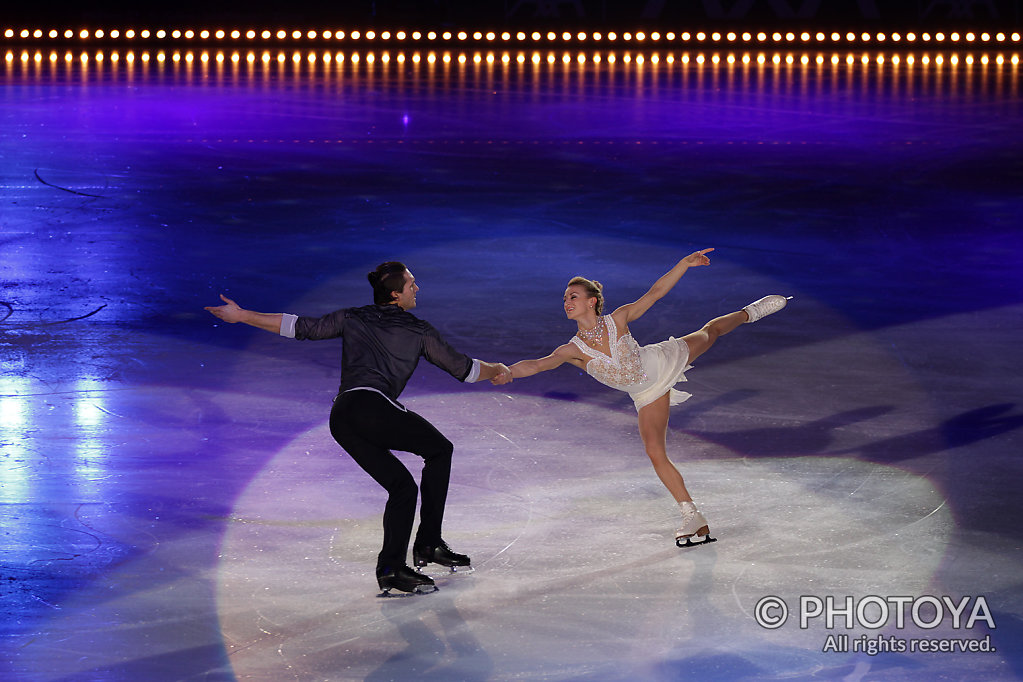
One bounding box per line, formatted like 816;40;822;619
570;315;649;391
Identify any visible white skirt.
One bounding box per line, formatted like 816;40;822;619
627;336;694;412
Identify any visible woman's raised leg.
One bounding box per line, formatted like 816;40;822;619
683;294;789;362
681;309;748;363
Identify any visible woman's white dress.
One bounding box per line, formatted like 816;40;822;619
569;315;693;412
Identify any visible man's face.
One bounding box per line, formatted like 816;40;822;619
392;270;419;310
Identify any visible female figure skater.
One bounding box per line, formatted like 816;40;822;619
492;249;788;546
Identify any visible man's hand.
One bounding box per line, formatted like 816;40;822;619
205;294;245;323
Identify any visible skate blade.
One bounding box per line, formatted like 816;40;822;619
676;534;717;549
377;583;439;598
415;562;475;575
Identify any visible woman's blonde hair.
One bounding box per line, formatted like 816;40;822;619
567;276;604;315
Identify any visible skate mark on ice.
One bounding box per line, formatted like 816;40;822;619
845;466;880;498
477;425;538;566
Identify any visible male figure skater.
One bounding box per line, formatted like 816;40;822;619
205;262;510;595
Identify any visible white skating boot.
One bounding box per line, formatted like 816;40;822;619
743;295;791;323
676;501;716;548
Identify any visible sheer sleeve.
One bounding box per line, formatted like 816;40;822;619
294;309;347;340
421;324;474;382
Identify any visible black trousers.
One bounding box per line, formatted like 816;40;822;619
329;390;454;570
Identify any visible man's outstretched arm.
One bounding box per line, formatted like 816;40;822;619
205;294;284;334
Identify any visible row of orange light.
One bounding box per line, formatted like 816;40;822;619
6;49;1019;67
3;27;1022;45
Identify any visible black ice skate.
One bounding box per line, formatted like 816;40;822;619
376;564;438;597
412;541;473;573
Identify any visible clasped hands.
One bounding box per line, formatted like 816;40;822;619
491;366;514;385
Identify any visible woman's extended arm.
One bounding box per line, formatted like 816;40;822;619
612;248;714;325
205;294;284;334
491;343;581;385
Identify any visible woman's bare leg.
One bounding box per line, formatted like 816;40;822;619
681;309;748;363
637;392;692;503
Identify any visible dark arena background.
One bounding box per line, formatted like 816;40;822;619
3;1;1023;680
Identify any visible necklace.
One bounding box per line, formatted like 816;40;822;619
576;316;604;343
